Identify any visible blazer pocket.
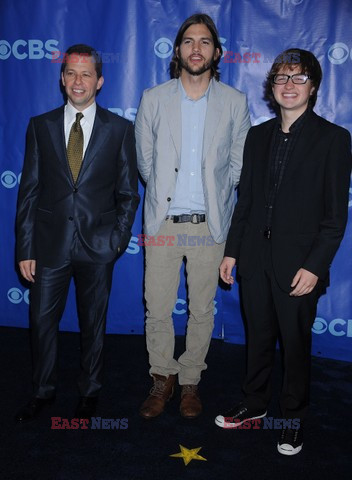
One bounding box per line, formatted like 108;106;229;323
100;210;117;225
36;208;52;223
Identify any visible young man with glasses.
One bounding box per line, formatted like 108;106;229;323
215;49;351;455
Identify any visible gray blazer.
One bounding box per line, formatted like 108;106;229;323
135;78;251;243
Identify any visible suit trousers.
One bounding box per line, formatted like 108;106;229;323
240;239;322;420
145;219;225;385
30;232;114;399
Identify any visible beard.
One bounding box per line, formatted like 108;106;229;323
179;55;214;76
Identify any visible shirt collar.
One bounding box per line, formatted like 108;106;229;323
277;107;310;134
65;101;97;125
178;77;211;101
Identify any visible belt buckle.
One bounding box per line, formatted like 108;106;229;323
191;213;199;224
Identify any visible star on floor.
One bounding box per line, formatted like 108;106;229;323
170;444;207;466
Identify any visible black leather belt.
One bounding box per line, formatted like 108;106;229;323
263;228;271;239
166;214;206;224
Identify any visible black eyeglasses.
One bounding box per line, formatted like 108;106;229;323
272;73;312;85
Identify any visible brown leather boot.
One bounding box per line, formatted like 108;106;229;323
139;374;176;419
180;385;202;418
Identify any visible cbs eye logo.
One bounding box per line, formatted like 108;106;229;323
154;38;173;58
327;43;352;65
7;288;30;305
0;40;11;60
311;317;328;334
1;170;21;189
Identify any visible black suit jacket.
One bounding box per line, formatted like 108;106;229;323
225;111;352;292
16;104;140;267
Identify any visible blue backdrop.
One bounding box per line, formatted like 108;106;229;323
1;0;351;361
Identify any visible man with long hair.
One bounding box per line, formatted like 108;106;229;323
136;14;250;419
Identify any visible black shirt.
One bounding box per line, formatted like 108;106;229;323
265;109;309;229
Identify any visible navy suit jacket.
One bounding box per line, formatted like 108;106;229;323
16;104;140;267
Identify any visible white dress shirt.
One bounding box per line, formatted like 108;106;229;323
64;101;96;156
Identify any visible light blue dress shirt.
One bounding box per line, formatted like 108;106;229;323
168;79;209;215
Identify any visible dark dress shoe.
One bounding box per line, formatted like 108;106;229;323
180;385;202;418
74;396;98;419
15;396;55;423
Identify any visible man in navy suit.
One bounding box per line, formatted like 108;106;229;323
215;49;351;455
15;44;139;422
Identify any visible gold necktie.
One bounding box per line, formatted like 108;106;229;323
67;112;84;183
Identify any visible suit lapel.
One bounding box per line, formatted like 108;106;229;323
261;120;276;201
47;104;110;184
46;107;69;173
163;79;224;162
78;105;110;181
202;80;224;159
164;80;182;162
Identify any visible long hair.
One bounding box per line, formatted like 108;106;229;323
264;48;322;113
170;13;223;81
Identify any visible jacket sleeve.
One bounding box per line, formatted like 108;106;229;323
302;127;352;278
224;127;254;259
135;91;154;183
16;117;41;262
114;121;140;252
230;93;251;188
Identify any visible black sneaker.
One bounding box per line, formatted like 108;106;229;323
215;403;267;429
277;426;303;455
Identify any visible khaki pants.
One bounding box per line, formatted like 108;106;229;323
145;219;225;385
